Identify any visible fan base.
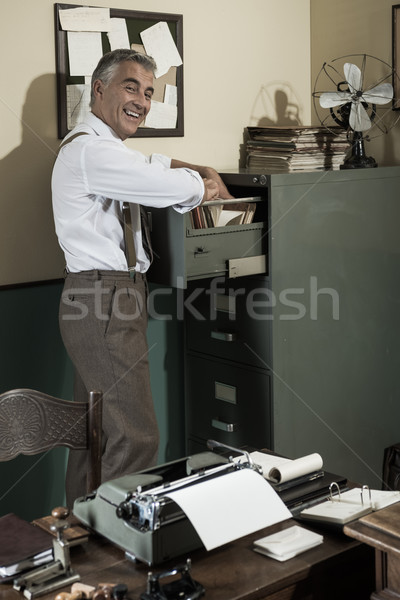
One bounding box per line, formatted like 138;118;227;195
340;155;377;169
340;131;378;169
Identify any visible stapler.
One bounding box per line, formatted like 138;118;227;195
13;507;81;599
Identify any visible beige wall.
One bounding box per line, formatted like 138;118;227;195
310;0;400;166
1;0;399;285
0;0;310;285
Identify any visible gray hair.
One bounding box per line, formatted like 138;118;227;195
90;49;157;107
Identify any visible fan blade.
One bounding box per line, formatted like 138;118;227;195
319;91;351;108
362;83;393;105
349;102;371;131
344;62;362;93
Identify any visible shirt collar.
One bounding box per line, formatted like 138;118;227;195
82;112;122;141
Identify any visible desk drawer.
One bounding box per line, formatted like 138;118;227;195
185;277;271;368
185;354;271;449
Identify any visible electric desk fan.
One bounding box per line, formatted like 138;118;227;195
312;53;400;168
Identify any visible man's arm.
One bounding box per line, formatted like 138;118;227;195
170;159;234;201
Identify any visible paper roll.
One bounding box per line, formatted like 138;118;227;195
268;453;323;484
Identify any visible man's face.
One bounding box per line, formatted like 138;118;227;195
92;61;154;140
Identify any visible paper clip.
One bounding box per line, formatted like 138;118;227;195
329;481;341;502
360;484;372;506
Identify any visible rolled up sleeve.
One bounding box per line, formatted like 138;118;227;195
83;140;204;212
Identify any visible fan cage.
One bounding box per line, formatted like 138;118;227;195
313;53;400;141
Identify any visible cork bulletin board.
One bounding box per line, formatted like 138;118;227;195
54;3;184;138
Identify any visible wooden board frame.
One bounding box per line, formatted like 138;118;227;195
54;3;184;137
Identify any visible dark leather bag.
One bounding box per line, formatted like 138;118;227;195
383;443;400;490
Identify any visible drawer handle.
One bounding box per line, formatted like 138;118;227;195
212;418;237;432
211;330;237;342
194;246;209;257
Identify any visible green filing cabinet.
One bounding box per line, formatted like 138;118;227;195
264;166;400;487
183;274;272;452
147;174;271;453
148;167;400;487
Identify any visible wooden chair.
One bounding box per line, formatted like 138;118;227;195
0;388;102;494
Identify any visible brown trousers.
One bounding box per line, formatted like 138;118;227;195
59;270;159;507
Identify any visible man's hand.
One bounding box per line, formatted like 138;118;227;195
200;167;234;200
170;159;235;200
202;178;219;203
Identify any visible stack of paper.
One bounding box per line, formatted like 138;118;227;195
299;499;371;525
335;488;400;511
246;126;350;172
253;525;323;561
299;488;400;525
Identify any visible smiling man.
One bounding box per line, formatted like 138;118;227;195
92;56;154;139
52;49;232;507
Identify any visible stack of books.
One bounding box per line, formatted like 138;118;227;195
245;126;350;172
0;513;53;580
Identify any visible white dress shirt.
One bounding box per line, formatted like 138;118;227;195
52;113;204;273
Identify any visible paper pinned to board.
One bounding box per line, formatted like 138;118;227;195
164;84;177;106
59;7;111;32
66;84;91;130
239;451;323;484
140;21;182;78
67;31;103;76
107;18;130;50
165;469;291;551
144;100;177;129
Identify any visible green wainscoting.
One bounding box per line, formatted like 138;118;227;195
0;280;184;521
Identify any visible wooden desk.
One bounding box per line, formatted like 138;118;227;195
1;518;374;600
344;502;400;600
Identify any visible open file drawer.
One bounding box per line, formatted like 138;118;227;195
147;186;268;288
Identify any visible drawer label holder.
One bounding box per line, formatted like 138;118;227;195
228;255;267;278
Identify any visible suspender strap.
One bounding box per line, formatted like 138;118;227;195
57;131;90;154
140;206;153;266
122;203;137;273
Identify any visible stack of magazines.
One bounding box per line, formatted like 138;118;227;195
246;126;350;172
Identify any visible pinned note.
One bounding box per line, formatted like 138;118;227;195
145;101;177;129
67;31;103;76
107;18;130;50
59;7;111;32
140;21;182;78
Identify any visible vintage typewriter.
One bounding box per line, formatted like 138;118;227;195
73;441;262;565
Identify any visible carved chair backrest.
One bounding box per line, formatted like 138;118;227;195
0;388;102;494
